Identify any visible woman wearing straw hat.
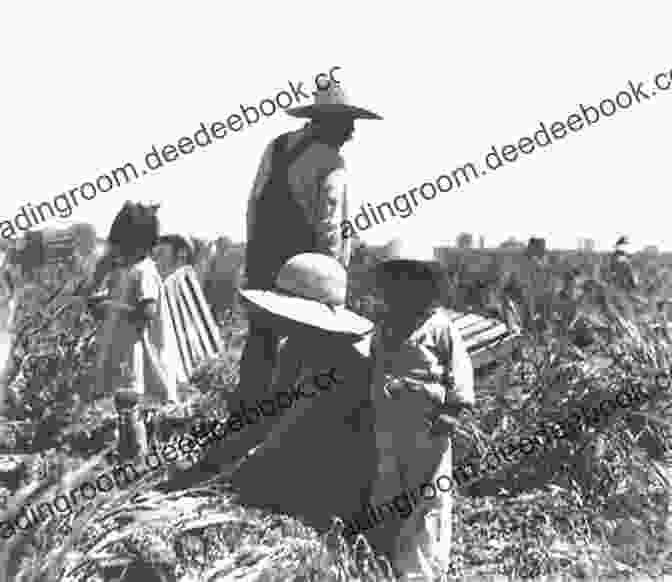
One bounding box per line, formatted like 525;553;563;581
364;238;474;582
238;81;382;418
219;253;380;535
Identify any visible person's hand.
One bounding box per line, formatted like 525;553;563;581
383;377;407;398
428;412;460;437
428;402;472;437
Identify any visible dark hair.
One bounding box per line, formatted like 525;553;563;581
158;234;194;264
378;260;439;286
108;201;160;259
377;261;441;308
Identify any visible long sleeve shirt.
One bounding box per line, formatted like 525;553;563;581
246;127;351;268
371;307;475;411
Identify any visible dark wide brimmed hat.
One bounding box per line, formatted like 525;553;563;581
239;253;373;337
285;83;382;121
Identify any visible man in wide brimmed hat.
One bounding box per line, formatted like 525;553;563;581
238;81;382;413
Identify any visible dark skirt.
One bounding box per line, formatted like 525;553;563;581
229;337;378;535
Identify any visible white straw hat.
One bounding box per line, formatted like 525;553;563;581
285;83;382;120
239;253;373;337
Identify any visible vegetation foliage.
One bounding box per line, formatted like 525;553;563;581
1;240;672;580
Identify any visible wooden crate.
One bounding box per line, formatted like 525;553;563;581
448;310;520;371
164;266;222;383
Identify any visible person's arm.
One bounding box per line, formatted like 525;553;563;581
129;264;161;328
81;247;117;296
429;320;475;433
315;167;351;268
197;339;308;469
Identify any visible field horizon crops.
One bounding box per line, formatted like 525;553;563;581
1;242;672;581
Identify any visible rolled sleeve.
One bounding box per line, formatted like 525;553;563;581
315;167;351;268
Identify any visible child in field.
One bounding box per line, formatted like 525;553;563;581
367;239;475;582
95;202;177;403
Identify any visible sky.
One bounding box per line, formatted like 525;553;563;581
1;2;670;252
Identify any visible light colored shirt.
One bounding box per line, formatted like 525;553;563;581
97;257;176;400
371;307;475;409
246;127;351;267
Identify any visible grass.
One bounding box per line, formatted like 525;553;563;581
2;252;672;580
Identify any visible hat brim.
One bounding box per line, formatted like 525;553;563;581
239;289;373;337
285;103;382;120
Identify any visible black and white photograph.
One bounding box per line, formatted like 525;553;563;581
0;3;671;580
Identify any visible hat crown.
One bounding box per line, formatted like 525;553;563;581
285;83;382;120
313;83;350;108
276;253;347;306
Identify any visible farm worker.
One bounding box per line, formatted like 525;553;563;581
228;253;378;534
152;233;196;389
365;238;475;582
554;268;581;329
95;202;177;403
610;236;638;292
520;236;554;332
202;236;243;322
153;234;195;280
238;82;382;412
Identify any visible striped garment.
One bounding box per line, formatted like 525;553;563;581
163;266;222;383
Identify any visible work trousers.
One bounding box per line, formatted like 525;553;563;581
370;383;453;582
235;311;281;417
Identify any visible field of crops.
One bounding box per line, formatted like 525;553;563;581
1;247;672;581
